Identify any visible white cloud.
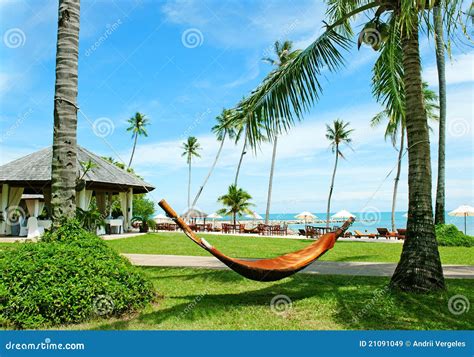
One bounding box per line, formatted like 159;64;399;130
161;0;326;49
424;51;474;86
127;101;385;173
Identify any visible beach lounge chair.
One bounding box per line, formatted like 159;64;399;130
376;228;390;239
354;230;376;239
397;228;406;240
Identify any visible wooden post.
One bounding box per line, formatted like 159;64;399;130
1;184;9;235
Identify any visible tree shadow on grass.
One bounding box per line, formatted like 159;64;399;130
324;255;376;262
96;269;474;330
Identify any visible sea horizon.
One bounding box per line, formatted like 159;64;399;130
155;210;473;235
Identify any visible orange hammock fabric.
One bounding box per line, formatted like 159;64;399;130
159;199;354;282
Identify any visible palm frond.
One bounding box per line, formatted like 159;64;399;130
236;28;353;147
372;16;405;128
325;0;374;36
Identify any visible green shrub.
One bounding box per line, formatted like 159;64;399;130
436;224;474;247
0;221;155;329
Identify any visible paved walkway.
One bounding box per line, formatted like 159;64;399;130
123;254;474;279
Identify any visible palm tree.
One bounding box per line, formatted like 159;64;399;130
234;128;247;187
325;119;353;227
51;0;81;221
181;136;201;208
233;101;265;187
231;1;465;292
262;40;302;224
217;184;254;225
371;83;439;232
433;5;447;225
126;112;149;168
191;109;236;207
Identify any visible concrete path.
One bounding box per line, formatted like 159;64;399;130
123;254;474;279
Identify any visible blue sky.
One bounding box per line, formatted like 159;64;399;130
0;0;473;215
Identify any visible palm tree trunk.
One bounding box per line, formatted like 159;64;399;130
391;130;405;232
192;134;226;207
233;212;236;226
187;160;192;208
434;6;446;225
326;144;339;228
390;20;445;292
234;131;248;187
265;136;278;224
128;133;138;168
51;0;81;221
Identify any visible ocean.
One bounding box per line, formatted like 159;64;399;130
204;211;473;236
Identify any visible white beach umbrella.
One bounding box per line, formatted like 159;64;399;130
295;211;317;223
448;205;474;234
245;212;263;220
331;210;355;220
207;212;223;228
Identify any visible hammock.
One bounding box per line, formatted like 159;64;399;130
159;199;354;282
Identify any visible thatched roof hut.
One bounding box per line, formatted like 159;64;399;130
0;146;153;194
0;146;155;234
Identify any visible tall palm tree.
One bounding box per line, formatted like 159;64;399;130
231;1;465;292
325;119;353;227
217;184;254;225
234;128;247;187
126;112;149;168
191;109;236;207
371;83;439;232
262;40;302;224
233;102;265;187
181;136;201;208
433;5;447;225
51;0;81;221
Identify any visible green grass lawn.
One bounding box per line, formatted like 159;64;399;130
106;232;474;265
0;243;18;252
68;267;474;330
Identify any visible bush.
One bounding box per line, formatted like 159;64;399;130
436;224;474;247
0;220;155;329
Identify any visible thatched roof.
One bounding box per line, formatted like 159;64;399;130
0;146;154;194
182;207;208;219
